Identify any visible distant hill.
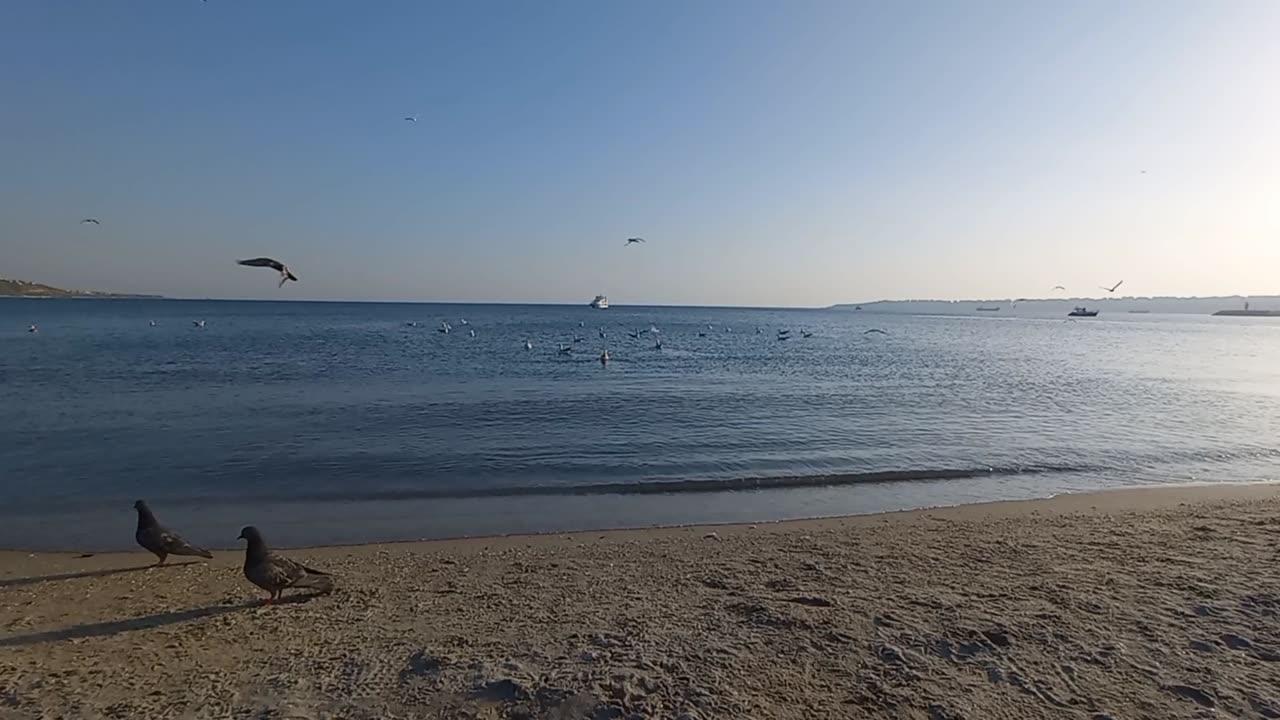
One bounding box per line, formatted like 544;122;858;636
832;296;1279;316
0;278;159;298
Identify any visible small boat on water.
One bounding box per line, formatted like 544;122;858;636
1068;307;1099;317
590;295;609;309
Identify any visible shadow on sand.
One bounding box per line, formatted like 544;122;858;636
0;562;201;589
0;593;322;648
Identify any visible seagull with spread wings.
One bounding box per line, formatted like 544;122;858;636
237;257;298;288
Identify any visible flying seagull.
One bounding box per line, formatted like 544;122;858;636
864;328;888;335
81;218;100;225
237;257;298;287
1052;285;1066;291
238;526;334;603
1100;280;1124;294
625;238;645;246
134;500;213;566
404;116;418;123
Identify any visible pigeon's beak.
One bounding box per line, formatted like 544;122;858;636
237;530;247;540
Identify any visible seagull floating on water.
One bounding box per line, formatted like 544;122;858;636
469;328;476;338
525;339;533;351
625;237;645;246
192;320;206;328
801;330;813;338
27;324;38;333
558;343;573;355
1100;280;1124;293
600;349;610;364
149;320;156;327
236;257;298;288
80;218;100;225
459;319;468;325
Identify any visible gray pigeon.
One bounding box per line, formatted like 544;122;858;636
134;500;213;565
238;526;334;602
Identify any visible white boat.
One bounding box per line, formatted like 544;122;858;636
590;295;609;309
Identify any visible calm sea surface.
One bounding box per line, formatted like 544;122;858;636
3;298;1279;549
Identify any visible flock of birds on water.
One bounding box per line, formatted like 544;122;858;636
27;227;901;357
40;218;1128;346
133;500;331;603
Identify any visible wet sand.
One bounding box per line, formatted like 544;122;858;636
2;483;1279;719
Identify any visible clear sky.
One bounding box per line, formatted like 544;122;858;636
2;1;1278;306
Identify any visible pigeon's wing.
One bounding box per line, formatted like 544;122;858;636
139;525;213;559
269;554;333;592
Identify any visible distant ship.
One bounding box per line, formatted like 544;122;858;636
589;295;609;309
1068;307;1099;317
976;306;1000;312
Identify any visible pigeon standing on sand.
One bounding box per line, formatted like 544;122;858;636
133;500;213;565
238;526;334;602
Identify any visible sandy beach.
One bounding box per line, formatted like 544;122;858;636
2;484;1279;719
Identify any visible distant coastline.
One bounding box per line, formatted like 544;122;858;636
833;296;1280;316
0;278;161;299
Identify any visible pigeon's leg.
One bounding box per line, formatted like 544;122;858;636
155;552;167;566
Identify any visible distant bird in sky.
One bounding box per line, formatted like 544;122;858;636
238;526;333;603
625;237;645;246
134;500;213;566
1100;280;1124;293
80;218;100;225
404;116;418;123
864;328;888;335
236;257;298;288
1052;285;1066;291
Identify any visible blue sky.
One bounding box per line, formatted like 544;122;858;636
2;1;1278;306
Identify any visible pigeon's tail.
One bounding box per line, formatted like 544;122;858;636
176;543;214;559
294;571;335;593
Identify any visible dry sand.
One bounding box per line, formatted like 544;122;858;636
2;483;1280;719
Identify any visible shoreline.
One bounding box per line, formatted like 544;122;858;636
4;479;1276;556
4;480;1280;718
